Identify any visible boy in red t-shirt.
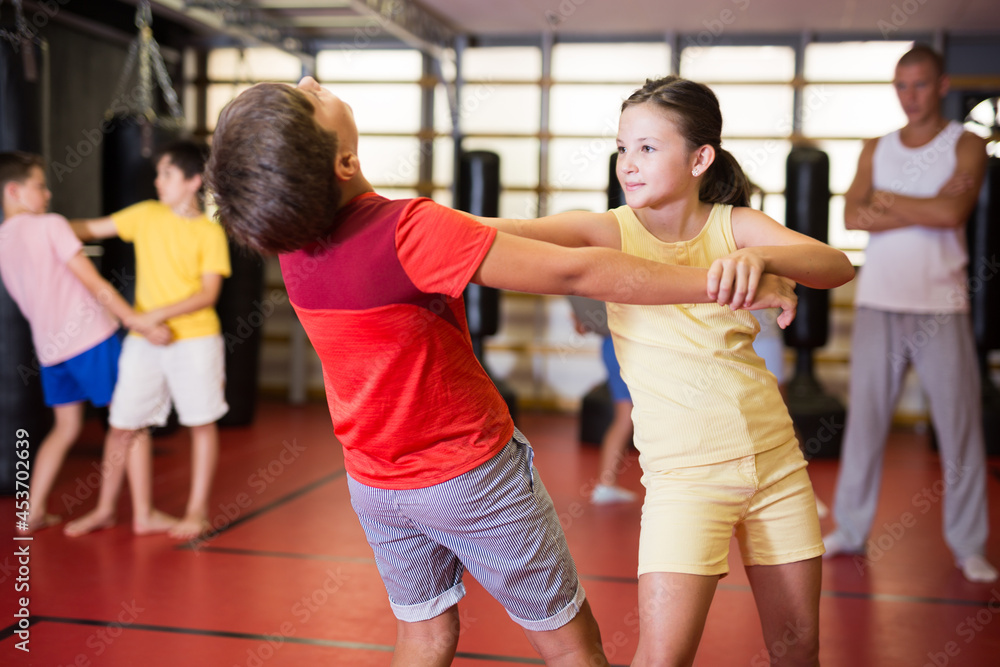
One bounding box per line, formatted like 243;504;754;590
206;77;797;666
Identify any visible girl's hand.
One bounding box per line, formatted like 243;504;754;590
707;249;766;309
746;274;798;328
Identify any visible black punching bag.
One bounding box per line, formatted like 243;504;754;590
0;36;49;494
578;153;627;446
782;146;845;459
216;242;265;427
968;156;1000;456
100;116;177;302
458;151;501;354
456;150;517;422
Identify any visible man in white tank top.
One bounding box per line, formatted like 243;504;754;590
824;44;996;582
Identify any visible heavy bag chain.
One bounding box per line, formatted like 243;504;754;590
107;0;185;156
0;0;37;82
0;0;28;44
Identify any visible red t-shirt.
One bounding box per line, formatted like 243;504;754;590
280;193;514;489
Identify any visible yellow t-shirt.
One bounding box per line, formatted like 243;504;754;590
608;203;796;471
112;200;231;340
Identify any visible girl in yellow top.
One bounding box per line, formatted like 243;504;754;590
477;76;855;665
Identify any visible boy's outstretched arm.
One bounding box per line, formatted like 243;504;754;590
66;252;171;345
472;230;797;326
131;273;223;330
465;210;620;249
69;217;119;241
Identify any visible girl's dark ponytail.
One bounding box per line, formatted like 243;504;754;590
700;147;750;207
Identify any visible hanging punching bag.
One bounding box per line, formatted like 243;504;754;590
216;241;265;427
456;150;517;422
0;35;50;494
579;153;627;446
968;156;1000;455
458;151;501;355
782;146;845;459
100;115;178;303
607;151;624;209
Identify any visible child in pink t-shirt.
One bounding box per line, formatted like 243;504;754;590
0;152;170;533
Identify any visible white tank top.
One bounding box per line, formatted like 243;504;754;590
855;120;969;313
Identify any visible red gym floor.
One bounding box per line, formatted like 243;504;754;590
2;400;999;666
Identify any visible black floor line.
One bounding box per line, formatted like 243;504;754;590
189;544;375;563
0;616;605;664
175;468;346;550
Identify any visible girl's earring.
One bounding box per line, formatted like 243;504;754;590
692;169;699;176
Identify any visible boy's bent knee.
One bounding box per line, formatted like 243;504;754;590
524;600;608;666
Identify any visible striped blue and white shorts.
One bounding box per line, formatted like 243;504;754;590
347;429;586;630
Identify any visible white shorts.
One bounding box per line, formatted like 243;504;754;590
109;334;228;430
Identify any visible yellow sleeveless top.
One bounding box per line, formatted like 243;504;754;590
608;203;796;471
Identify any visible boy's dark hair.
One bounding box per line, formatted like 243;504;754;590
897;43;945;78
622;76;751;208
0;151;45;195
206;83;340;255
155;140;209;180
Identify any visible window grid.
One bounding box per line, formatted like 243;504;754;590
196;40;914;251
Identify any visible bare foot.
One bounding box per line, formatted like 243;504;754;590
18;513;62;535
64;510;117;537
133;509;180;535
168;515;212;541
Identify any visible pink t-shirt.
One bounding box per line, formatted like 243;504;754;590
0;213;118;366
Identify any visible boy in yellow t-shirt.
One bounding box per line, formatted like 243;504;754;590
66;141;231;540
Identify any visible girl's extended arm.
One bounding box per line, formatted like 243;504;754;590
708;207;855;308
473;230;797;327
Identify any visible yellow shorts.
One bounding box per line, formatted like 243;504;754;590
638;438;825;577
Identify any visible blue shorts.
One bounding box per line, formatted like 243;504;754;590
347;429;586;631
39;333;121;407
602;336;631;402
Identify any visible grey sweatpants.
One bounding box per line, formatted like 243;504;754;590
832;307;989;561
